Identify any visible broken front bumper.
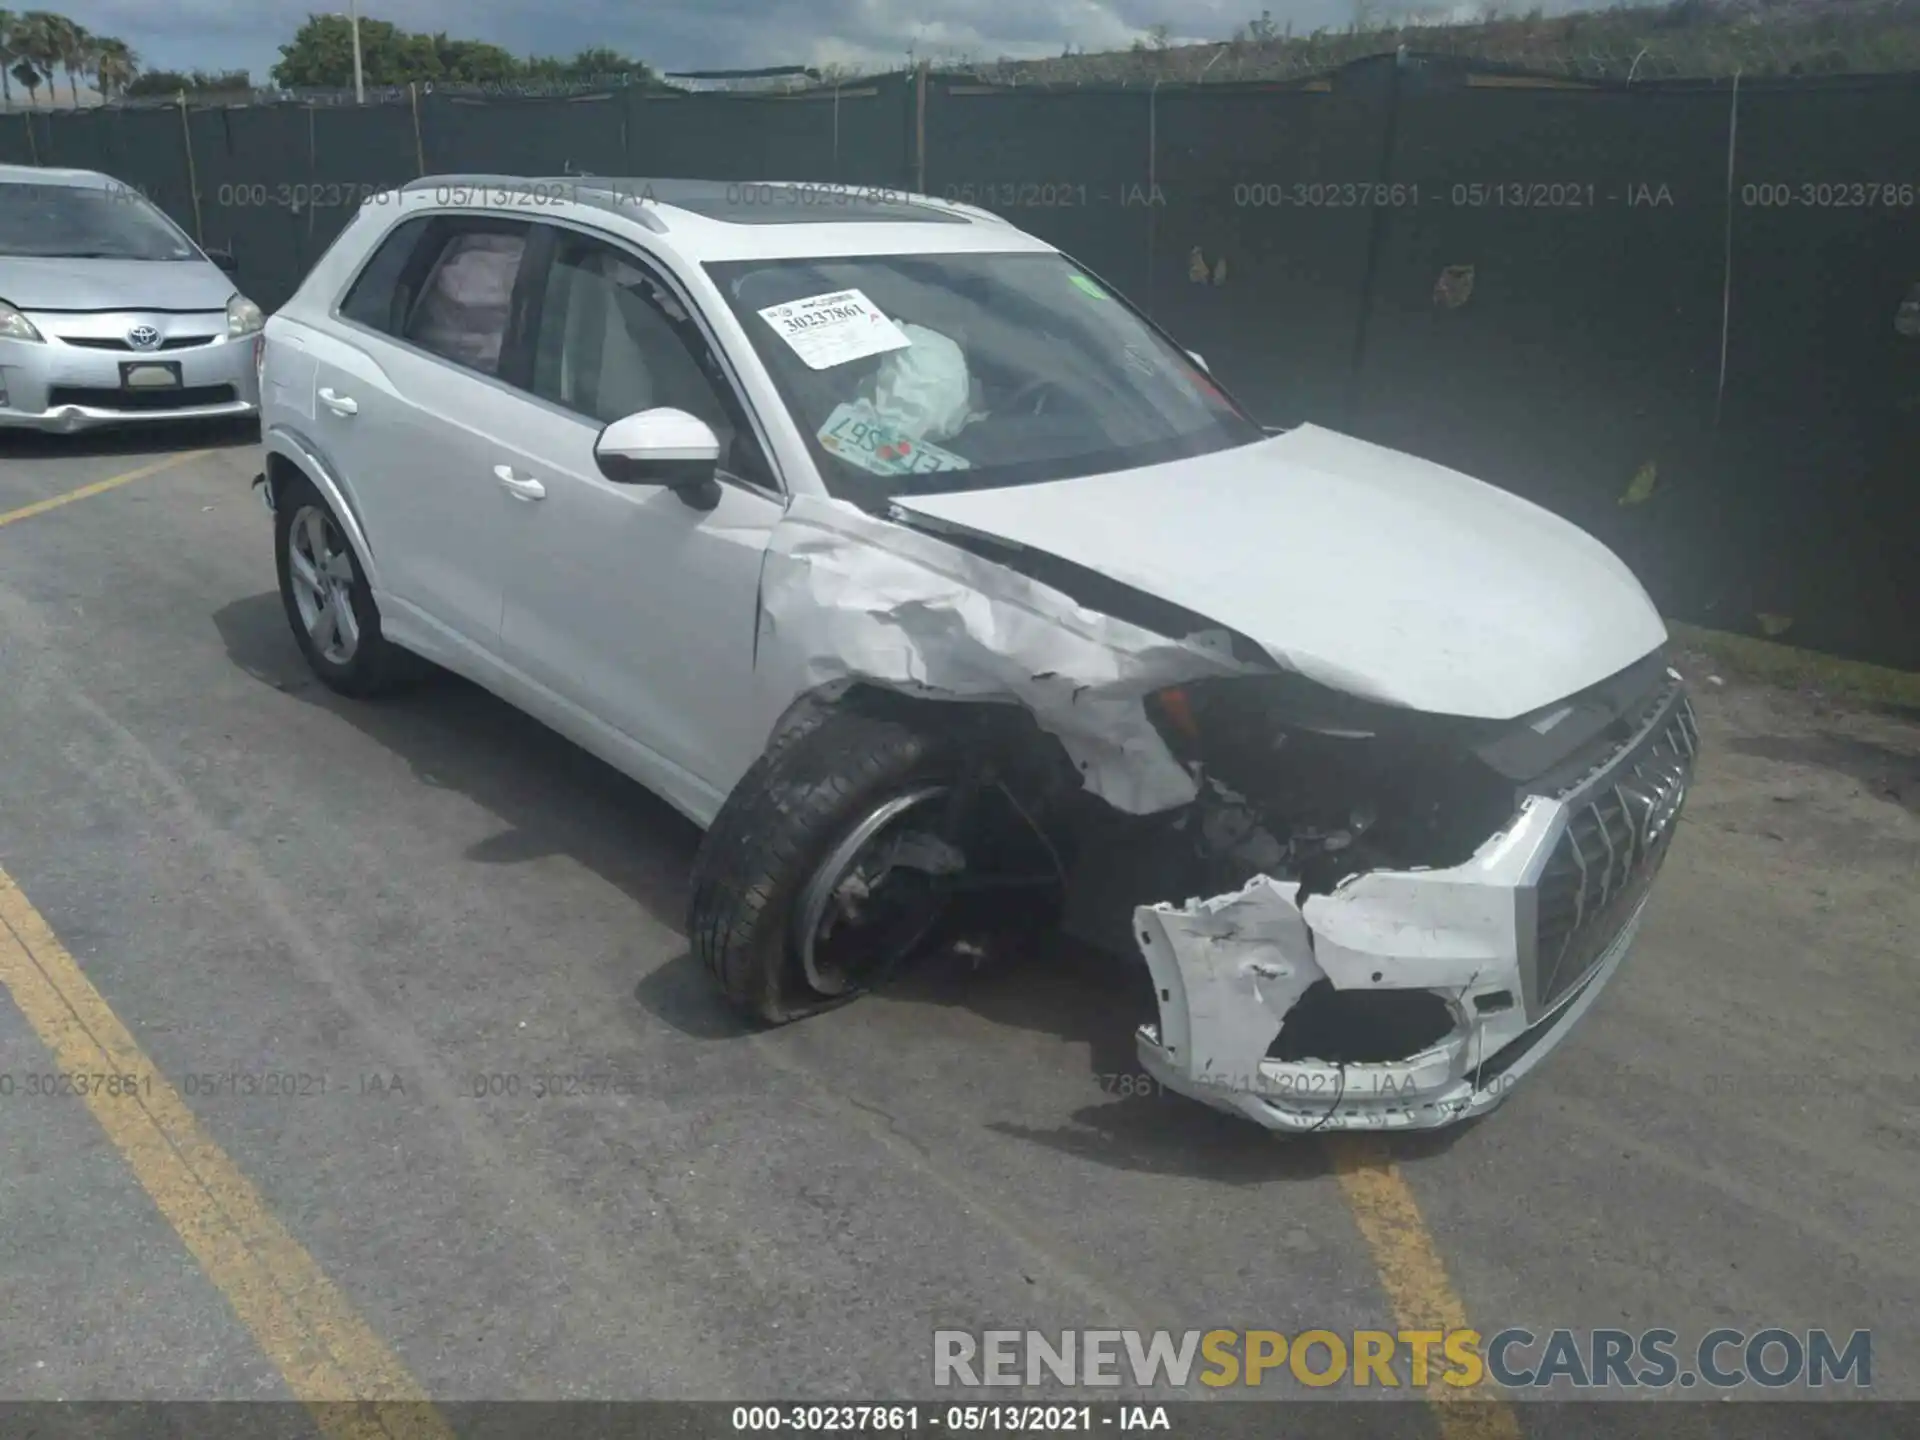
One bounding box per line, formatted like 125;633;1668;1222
1134;673;1698;1132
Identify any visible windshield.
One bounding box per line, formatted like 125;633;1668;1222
0;182;199;261
707;252;1261;505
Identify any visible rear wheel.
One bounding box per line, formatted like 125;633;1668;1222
689;709;973;1024
274;474;410;697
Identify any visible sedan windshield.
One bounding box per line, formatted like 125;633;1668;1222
0;182;198;261
707;252;1261;505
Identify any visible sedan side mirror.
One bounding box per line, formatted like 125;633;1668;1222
208;248;240;276
594;407;722;510
1187;349;1210;373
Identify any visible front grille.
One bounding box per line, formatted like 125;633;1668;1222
47;384;239;413
1533;687;1698;1013
60;335;217;352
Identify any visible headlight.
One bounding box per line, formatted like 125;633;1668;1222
0;301;45;343
227;293;265;337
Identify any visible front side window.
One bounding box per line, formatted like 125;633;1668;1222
707;251;1260;507
530;233;771;486
402;225;530;376
0;181;198;261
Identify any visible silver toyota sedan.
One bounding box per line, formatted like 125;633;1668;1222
0;164;264;433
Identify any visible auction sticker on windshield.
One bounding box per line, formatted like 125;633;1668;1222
758;289;912;369
817;399;971;477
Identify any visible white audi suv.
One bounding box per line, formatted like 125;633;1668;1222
256;175;1696;1133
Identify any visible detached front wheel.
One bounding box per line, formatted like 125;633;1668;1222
689;710;971;1024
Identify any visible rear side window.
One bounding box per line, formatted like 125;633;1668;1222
337;216;532;379
338;216;431;333
404;227;530;376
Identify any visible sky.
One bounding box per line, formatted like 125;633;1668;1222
48;0;1575;83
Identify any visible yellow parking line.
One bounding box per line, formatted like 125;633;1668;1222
1333;1137;1524;1440
0;867;451;1440
0;449;212;530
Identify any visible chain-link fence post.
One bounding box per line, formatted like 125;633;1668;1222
177;91;204;243
410;82;427;174
914;60;929;193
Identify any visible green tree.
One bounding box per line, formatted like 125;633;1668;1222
272;14;525;87
273;14;399;88
124;67;248;97
272;13;654;90
558;45;651;80
431;36;520;83
95;36;137;100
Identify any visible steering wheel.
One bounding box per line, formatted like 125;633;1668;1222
1004;375;1063;416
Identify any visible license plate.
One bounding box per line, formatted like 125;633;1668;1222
120;361;181;389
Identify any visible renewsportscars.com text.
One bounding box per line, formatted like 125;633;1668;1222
933;1327;1871;1391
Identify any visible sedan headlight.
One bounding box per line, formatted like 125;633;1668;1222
227;293;265;337
0;300;45;343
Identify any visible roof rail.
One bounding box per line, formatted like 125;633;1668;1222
568;181;672;233
898;190;1011;226
400;174;533;192
398;173;671;233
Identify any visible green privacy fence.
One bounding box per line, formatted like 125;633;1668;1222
4;57;1916;672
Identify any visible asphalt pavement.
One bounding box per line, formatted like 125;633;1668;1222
0;426;1914;1438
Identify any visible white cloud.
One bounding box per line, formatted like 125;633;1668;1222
55;0;1587;81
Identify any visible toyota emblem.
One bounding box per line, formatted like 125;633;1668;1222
126;324;161;350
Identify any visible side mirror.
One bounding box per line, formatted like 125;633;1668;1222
1187;349;1210;373
594;407;722;509
208;248;240;276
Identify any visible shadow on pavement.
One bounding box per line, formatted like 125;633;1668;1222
212;588;1465;1178
210;589;700;939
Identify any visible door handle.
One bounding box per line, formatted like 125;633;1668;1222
494;464;546;501
317;387;357;416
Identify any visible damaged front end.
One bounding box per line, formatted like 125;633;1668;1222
1123;659;1698;1131
755;495;1696;1134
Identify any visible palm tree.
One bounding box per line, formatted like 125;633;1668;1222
77;28;102;102
95;36;136;102
22;9;78;106
0;10;17;110
9;56;39;108
12;9;56;107
57;15;90;106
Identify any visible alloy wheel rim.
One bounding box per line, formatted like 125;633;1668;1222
287;504;361;666
793;785;959;996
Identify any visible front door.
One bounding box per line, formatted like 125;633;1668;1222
497;225;787;814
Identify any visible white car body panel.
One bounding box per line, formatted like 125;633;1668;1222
257;176;1694;1133
754;494;1263;815
492;396;785;808
894;423;1670;722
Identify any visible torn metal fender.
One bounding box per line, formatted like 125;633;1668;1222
754;495;1260;814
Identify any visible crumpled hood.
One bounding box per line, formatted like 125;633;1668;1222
0;256;233;313
890;423;1667;721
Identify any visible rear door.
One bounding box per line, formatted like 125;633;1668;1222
316;212;547;656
